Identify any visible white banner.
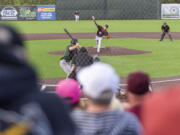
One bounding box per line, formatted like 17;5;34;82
161;4;180;19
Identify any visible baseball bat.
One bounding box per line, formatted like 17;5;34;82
64;28;74;39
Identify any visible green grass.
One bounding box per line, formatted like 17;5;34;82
1;20;180;33
26;38;180;79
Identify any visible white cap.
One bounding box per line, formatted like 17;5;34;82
77;62;120;99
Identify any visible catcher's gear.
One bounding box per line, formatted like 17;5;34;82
68;71;76;80
106;35;110;39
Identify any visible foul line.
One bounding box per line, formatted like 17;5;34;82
39;78;180;88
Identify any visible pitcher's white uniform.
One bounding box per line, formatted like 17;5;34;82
93;19;109;53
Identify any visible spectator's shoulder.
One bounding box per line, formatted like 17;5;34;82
112;111;141;134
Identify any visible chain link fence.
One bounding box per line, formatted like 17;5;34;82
56;0;161;20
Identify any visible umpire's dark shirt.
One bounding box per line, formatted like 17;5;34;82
162;25;170;33
72;52;93;68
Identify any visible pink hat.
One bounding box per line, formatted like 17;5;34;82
56;79;81;104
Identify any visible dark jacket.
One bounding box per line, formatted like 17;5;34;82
0;45;75;135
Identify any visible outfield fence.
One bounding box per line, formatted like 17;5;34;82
56;0;161;20
2;0;180;20
0;0;162;20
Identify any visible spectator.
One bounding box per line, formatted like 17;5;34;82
69;47;93;79
72;62;141;135
126;71;150;120
142;84;180;135
56;79;82;110
0;24;75;135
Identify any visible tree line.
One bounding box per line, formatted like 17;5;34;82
161;0;180;3
0;0;55;5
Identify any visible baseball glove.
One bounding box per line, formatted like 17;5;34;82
106;35;110;39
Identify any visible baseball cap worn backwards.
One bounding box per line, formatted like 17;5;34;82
56;79;82;104
127;71;150;95
77;62;119;99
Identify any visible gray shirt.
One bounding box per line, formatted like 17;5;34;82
72;109;141;135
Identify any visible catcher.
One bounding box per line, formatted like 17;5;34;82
92;16;110;53
68;47;93;80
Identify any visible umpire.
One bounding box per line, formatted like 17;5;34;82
160;22;173;41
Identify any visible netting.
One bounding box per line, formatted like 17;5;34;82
56;0;161;20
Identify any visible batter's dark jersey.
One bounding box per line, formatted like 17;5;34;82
161;25;170;33
74;11;79;15
61;45;78;62
72;53;93;68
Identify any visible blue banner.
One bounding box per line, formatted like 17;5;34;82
37;5;56;20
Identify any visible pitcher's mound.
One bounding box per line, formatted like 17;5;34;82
49;46;151;56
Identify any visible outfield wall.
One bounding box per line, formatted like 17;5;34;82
0;0;161;20
0;5;56;20
56;0;161;20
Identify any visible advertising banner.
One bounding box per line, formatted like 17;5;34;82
161;4;180;19
0;6;18;20
18;6;36;20
37;5;56;20
0;6;37;20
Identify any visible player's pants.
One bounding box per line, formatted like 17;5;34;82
75;15;79;22
160;32;173;41
96;36;103;52
60;59;71;77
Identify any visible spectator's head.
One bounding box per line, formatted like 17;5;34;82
77;62;119;106
71;38;78;45
0;24;26;61
56;79;81;107
104;24;109;30
126;71;150;107
127;71;150;95
79;47;88;53
142;85;180;135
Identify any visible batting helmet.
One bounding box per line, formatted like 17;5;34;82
71;38;78;44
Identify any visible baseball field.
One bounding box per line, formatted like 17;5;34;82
3;20;180;87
